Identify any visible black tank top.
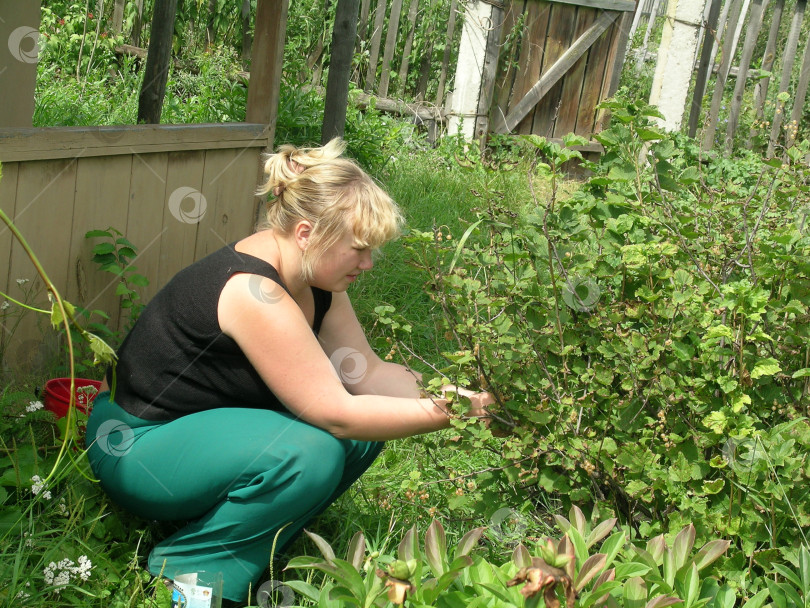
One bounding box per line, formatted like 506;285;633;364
107;243;332;421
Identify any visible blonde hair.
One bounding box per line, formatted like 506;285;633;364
257;138;404;281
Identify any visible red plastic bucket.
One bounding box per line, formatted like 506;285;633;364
43;378;102;419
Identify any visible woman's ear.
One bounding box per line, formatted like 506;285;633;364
293;220;313;250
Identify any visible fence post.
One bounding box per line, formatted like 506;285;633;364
648;0;705;131
0;0;41;128
752;0;784;120
768;0;806;156
364;0;387;91
447;0;499;140
724;0;765;153
701;0;744;149
687;0;723;138
786;28;810;148
634;0;662;73
322;0;361;142
435;0;459;107
378;0;405;97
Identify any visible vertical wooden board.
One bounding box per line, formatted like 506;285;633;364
195;148;263;261
158;151;206;287
513;0;553;134
68;155;133;335
531;2;578;137
594;16;623;131
0;162;19;371
574;16;613;136
125;151;170;312
6;159;78;372
493;0;528;123
553;6;596;137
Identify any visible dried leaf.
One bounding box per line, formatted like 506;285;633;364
507;557;577;608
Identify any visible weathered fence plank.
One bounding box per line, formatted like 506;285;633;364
768;0;806;156
687;0;723;138
575;9;614;135
531;3;578;134
635;0;662;73
492;0;528;121
397;0;421;93
67;155;133;333
495;10;618;134
5;159;79;371
725;0;766;151
475;4;506;142
752;0;784;119
702;0;745;149
554;7;596;137
435;0;459;107
364;0;387;91
124;153;170;306
378;0;405;97
787;29;810;148
513;0;552;134
322;0;362;141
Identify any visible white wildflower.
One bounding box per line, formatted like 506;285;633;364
16;278;29;286
1;300;9;310
43;555;93;593
58;499;68;515
26;400;44;413
23;532;34;548
76;555;93;581
30;475;52;500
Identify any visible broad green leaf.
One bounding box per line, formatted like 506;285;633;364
567;527;588;567
751;357;781;379
614;562;652;580
587;519;618;548
345;531;365;571
455;527;485;560
575;553;607;591
398;525;418;562
711;584;735;608
624;576;647;608
740;588;770;608
646;596;684;608
680;563;699;608
672;525;696;571
425;519;447;577
570;505;587;534
85;229;111;238
599;531;626;569
691;540;730;571
791;368;810;378
304;529;336;563
512;544;532;569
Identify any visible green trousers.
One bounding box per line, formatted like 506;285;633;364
85;392;383;602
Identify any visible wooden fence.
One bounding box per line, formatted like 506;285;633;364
0;125;268;373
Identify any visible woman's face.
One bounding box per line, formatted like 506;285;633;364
310;228;373;292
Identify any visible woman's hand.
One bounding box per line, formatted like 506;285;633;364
466;391;496;419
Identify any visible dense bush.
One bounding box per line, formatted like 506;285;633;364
379;99;810;590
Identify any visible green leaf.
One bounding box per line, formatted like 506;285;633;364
85;229;111;238
672;524;696;571
691;540;730;570
304;529;336;563
455;527;485;560
740;589;770;608
92;242;116;255
345;531;365;571
425;519;448;577
624;576;648;608
608;163;637;182
751;358;781;379
50;299;76;329
448;219;484;274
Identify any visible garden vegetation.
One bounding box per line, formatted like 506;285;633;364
1;2;810;607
